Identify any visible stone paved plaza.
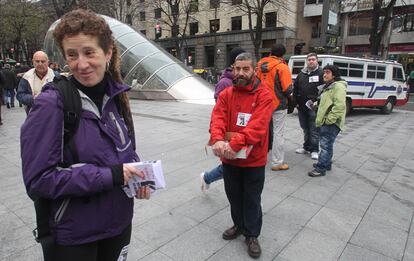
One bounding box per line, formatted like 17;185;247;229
0;101;413;261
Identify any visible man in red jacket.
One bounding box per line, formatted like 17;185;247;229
209;52;274;258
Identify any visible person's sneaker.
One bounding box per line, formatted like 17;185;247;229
245;237;261;258
200;172;210;191
313;163;331;171
308;169;326;177
311;152;319;160
222;226;242;240
295;148;310;154
271;163;289;171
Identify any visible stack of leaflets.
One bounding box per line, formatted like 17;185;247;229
122;160;165;198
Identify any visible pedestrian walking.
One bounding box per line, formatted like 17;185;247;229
257;44;293;171
293;53;324;160
308;64;347;177
209;52;274;258
200;47;245;191
1;64;18;108
20;9;151;261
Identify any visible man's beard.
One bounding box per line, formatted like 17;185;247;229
233;75;253;88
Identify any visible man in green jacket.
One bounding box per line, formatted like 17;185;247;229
308;64;347;177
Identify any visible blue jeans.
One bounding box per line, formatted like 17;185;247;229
4;89;15;106
298;107;319;152
314;124;340;172
204;164;223;184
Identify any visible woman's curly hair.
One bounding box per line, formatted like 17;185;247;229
53;9;134;138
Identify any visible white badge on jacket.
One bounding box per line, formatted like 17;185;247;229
237;112;252;127
309;76;319;83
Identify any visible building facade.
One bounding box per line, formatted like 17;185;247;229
302;0;414;71
129;0;306;72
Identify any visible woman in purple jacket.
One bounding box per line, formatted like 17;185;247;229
20;9;150;261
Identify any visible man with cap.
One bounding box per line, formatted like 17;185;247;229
308;64;347;177
200;47;246;191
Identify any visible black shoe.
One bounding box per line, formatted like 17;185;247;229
19;103;22;107
0;121;2;126
308;169;326;177
245;237;261;258
6;103;10;109
222;226;241;240
313;163;331;171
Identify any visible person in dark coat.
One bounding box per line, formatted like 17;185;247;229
1;64;18;108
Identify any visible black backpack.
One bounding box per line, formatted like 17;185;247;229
31;76;82;260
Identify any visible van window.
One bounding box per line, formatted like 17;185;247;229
292;60;305;74
392;67;404;82
333;61;363;78
367;65;386;79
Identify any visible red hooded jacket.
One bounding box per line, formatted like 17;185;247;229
209;78;274;167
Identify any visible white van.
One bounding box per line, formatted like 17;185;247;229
288;55;409;114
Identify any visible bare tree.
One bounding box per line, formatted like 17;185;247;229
151;0;194;61
223;0;295;59
369;0;397;55
0;0;47;62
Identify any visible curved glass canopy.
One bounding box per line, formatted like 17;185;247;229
44;15;214;104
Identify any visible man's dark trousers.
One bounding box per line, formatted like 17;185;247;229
298;107;319;153
222;163;265;237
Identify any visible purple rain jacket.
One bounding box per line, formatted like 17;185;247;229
20;77;139;246
214;68;233;100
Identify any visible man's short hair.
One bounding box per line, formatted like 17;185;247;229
234;52;256;68
306;53;318;60
271;44;286;57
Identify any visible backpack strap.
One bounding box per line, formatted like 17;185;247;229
53;76;81;166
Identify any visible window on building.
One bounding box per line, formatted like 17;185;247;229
126;0;131;5
126;14;132;25
265;12;277;28
262;39;275;48
171;4;179;15
305;0;323;4
210;0;220;9
190;0;199;12
140;30;146;35
292;60;305;75
190;22;199;35
367;65;386;79
334;61;364;77
402;13;414;31
231;16;242;31
140;12;146;21
393;67;405;82
155;8;162;19
348;16;371;35
139;0;144;2
311;22;321;38
172;24;179;37
232;0;242;4
205;46;215;67
210;19;220;33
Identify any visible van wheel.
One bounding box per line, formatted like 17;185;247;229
380;98;394;114
346;99;352;116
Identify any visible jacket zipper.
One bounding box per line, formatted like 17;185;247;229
109;112;126;145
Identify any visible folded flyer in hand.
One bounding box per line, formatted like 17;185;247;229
122;160;166;198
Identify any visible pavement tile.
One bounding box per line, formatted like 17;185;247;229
306;207;362;242
339;243;398;261
202;206;233;233
350;215;408;260
267;196;322;227
404;233;414;261
159;223;224;261
134;211;198;247
138;250;175;261
364;191;413;232
171;192;228;222
278;227;346;261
